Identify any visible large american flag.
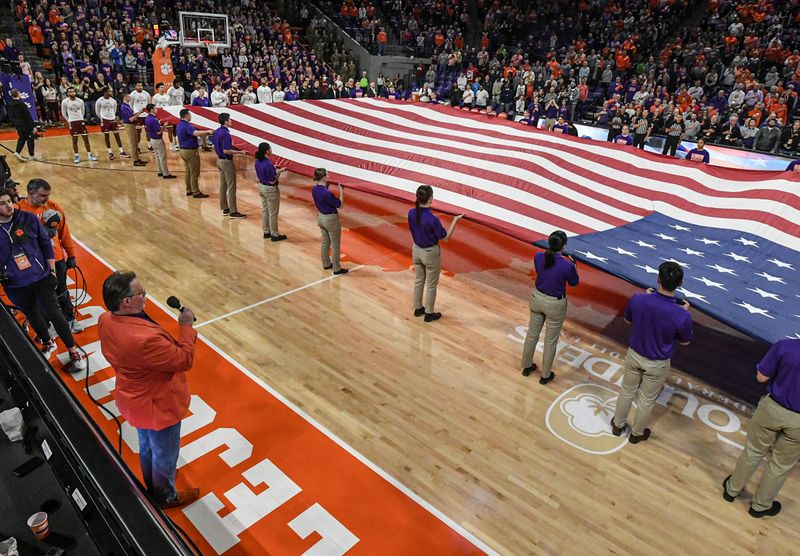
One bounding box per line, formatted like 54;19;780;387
165;99;800;342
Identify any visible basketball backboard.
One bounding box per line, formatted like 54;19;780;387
179;11;230;49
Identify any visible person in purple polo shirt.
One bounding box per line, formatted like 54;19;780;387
255;142;287;241
191;89;213;151
312;168;348;275
685;138;710;163
120;93;146;166
176;109;212;198
723;339;800;518
614;125;634;146
611;261;692;443
144;104;175;179
520;230;579;384
212;113;247;217
408;185;463;323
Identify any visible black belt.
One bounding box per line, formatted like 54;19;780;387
768;394;800;414
537;288;564;300
180;147;198;150
318;211;338;215
260;182;278;186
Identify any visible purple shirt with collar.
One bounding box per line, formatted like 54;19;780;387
408;207;447;248
176;120;198;149
255;157;277;185
312;184;341;214
192;95;211;107
144;113;162;139
212;126;233;159
625;292;693;360
758;339;800;412
534;251;578;298
120;102;134;124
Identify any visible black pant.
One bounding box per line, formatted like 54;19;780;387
662;136;680;156
15;128;35;156
53;260;74;321
5;274;74;348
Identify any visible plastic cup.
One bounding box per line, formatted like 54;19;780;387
27;511;50;540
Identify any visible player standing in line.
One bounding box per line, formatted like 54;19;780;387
60;87;97;164
95;87;129;160
167;79;186;150
129;82;152;155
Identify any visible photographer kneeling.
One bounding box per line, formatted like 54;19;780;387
0;188;85;371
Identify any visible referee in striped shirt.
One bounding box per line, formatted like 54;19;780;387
632;110;652;150
661;113;685;157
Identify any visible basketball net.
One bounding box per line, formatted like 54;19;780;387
204;40;218;56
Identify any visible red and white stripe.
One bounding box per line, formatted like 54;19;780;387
163;99;800;252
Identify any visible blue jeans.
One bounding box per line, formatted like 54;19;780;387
137;422;181;504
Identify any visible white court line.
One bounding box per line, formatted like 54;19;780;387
74;239;495;555
195;265;364;328
196;249;405;328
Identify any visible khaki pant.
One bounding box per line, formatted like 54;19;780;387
217;159;237;212
317;213;341;271
412;243;441;313
180;148;200;194
520;288;567;378
259;184;280;234
727;395;800;511
124;123;140;162
151;138;168;176
612;348;671;435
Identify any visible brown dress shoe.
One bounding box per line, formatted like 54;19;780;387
160;488;200;508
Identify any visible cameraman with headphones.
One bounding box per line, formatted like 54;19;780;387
17;179;84;333
0;187;85;371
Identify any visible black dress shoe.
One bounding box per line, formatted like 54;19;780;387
157;173;163;177
193;192;210;198
521;364;537;377
263;232;272;239
229;212;247;219
424;312;441;322
749;501;781;518
271;234;287;241
414;307;425;317
134;160;147;166
628;428;651;444
323;265;333;270
223;209;231;215
333;268;349;275
163;174;177;179
610;420;625;436
722;475;737;502
186;191;193;196
539;372;555;385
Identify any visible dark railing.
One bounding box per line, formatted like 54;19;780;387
0;303;196;555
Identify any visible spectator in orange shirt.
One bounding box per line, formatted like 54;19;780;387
16;179;85;333
28;21;44;56
434;32;445;48
377;28;387;55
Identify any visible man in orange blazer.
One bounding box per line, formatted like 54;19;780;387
98;270;199;508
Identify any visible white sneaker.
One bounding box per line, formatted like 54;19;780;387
70;319;86;333
14;152;28;162
74;154;81;164
88;153;98;161
68;350;86;373
31;154;43;161
42;340;57;360
47;323;56;339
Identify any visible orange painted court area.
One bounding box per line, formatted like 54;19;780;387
53;238;490;555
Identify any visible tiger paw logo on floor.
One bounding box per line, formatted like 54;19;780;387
545;383;628;455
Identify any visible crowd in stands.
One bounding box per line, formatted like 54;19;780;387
6;0;800;158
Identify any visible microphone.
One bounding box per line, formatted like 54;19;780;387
166;296;196;321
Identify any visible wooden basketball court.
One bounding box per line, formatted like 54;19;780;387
3;132;799;554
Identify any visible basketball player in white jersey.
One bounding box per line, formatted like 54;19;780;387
60;87;97;164
272;84;285;103
167;80;185;150
95;88;129;160
152;82;177;150
129;82;151;154
210;83;228;107
257;78;272;104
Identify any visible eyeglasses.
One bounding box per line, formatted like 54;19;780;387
124;290;146;300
